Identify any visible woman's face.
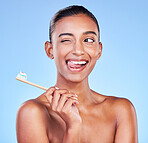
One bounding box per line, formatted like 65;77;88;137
49;14;102;82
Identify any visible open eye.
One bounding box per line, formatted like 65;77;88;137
84;38;95;43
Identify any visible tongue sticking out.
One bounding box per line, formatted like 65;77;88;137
67;61;83;69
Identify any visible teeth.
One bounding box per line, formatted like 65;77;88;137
71;61;87;64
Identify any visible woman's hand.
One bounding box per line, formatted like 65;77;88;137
44;87;82;129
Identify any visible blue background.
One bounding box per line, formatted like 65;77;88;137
0;0;147;142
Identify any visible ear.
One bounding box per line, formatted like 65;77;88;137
45;41;54;59
97;42;103;60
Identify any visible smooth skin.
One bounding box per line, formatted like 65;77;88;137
16;14;138;143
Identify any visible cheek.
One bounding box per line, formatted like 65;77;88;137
53;45;70;67
53;50;62;65
86;47;99;60
54;42;72;57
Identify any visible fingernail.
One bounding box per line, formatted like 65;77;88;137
75;94;78;97
49;90;54;95
74;101;79;105
73;97;78;100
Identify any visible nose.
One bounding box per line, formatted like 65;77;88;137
72;41;85;56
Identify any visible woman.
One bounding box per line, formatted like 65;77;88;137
16;5;138;143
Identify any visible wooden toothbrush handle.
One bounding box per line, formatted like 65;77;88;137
16;77;48;91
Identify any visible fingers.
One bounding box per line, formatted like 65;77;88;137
44;87;78;111
56;93;78;112
44;87;81;127
52;89;69;110
44;87;55;104
62;98;79;113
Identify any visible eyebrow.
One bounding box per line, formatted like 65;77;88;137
58;33;73;38
83;31;97;36
58;31;97;38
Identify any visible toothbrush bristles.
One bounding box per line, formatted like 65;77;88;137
16;72;48;91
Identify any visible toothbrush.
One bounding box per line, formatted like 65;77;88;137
16;71;48;90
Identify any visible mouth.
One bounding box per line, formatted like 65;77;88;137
66;59;89;72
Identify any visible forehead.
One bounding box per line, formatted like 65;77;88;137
53;14;99;37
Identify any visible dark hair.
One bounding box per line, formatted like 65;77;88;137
49;5;100;43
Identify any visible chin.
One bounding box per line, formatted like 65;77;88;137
63;73;89;83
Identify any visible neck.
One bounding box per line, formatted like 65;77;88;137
55;74;93;106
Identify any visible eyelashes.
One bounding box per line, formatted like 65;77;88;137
83;38;95;43
60;38;95;44
61;39;71;43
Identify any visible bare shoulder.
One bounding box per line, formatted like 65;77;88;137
93;90;135;109
16;99;51;129
105;96;137;132
17;99;49;120
102;96;138;142
107;96;136;115
104;95;136;116
92;90;136;114
89;90;138;142
106;96;134;107
16;99;51;143
94;90;137;120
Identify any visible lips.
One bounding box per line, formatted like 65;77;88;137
66;59;88;72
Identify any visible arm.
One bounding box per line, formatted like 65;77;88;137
62;125;81;143
16;100;50;143
114;98;138;143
